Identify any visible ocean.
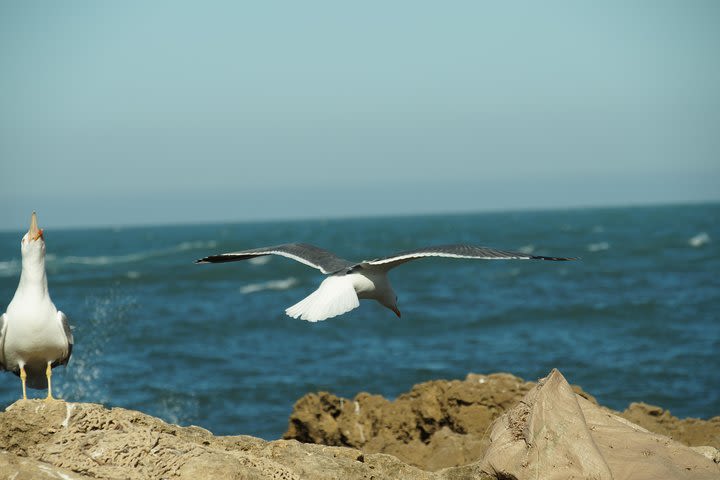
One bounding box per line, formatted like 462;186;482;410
1;203;718;439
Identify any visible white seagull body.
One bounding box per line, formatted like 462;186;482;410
0;212;73;400
196;243;575;322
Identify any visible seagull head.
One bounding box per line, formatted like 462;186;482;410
380;293;401;318
21;211;46;260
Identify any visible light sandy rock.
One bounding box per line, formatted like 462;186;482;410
0;400;448;480
481;369;720;480
285;370;719;473
1;370;717;480
691;445;720;464
0;450;93;480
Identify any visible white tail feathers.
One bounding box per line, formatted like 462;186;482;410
285;276;360;322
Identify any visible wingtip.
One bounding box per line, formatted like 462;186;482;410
531;255;579;261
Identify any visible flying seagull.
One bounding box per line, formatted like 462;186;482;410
0;212;73;400
196;243;575;322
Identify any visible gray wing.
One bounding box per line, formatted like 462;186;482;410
54;311;73;367
361;244;576;270
195;243;355;275
0;313;7;370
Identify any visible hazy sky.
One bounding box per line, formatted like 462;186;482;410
1;1;718;229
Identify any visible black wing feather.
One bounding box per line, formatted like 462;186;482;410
196;243;354;275
362;244;576;269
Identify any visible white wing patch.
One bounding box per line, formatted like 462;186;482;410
285;276;360;322
221;250;331;273
365;251;531;266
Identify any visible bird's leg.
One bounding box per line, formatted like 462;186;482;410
45;361;54;401
20;366;27;400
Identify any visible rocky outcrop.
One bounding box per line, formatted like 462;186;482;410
283;372;597;470
1;370;717;480
0;400;449;480
481;370;719;480
284;371;720;473
621;401;720;448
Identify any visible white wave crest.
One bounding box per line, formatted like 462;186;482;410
689;232;710;248
248;256;272;266
60;253;150;266
177;240;218;251
518;245;535;254
0;259;20;278
1;240;218;275
49;240;220;267
240;277;298;294
587;242;610;252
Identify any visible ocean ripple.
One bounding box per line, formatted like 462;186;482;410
688;232;710;248
239;277;298;294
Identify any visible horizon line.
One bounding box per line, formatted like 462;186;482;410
1;198;717;234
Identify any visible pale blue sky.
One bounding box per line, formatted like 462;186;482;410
1;1;718;229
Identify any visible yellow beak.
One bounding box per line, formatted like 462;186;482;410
28;211;44;241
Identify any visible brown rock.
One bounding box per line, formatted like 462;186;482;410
621;402;720;448
2;371;717;480
284;371;719;473
284;372;549;470
0;400;447;480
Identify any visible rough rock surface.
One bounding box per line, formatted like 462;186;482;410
481;369;719;480
0;399;484;480
1;371;718;480
284;372;720;471
284;372;596;470
621;402;720;448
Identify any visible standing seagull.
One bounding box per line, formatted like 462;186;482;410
0;212;73;400
196;243;575;322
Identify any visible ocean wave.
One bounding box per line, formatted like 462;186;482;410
688;232;710;248
240;277;298;294
49;240;220;267
587;242;610;252
248;256;272;266
1;240;219;275
60;252;151;266
518;245;535;254
177;240;218;251
0;259;20;278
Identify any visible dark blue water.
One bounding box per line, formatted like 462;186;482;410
1;204;718;439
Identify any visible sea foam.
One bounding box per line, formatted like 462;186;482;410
240;277;298;294
688;232;710;247
587;242;610;252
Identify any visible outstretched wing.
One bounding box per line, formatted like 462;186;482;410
54;311;73;367
196;243;355;275
361;244;576;270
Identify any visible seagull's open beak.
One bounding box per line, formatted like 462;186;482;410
391;306;401;318
28;212;44;241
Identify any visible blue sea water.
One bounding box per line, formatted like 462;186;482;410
0;203;718;439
